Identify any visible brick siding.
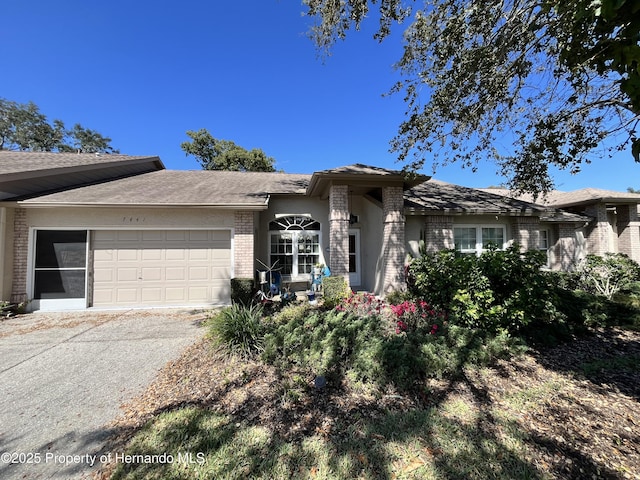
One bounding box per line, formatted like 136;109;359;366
329;184;350;285
382;185;405;293
511;217;540;251
234;211;255;278
11;208;28;303
423;215;454;252
584;203;610;256
617;204;640;262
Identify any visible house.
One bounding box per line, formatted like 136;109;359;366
1;151;638;312
479;187;640;265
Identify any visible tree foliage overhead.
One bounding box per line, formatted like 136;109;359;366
181;128;276;172
303;0;640;196
0;98;118;153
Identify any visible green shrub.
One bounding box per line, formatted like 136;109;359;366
208;304;265;358
271;302;317;325
574;253;640;299
322;275;350;309
263;309;384;384
384;289;412;305
407;245;561;335
230;278;255;306
263;293;526;391
407;248;481;308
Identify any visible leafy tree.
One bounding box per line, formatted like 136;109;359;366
628;187;640;193
0;98;118;153
181;128;276;172
59;124;118;154
302;0;640;197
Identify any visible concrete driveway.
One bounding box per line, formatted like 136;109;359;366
0;309;207;480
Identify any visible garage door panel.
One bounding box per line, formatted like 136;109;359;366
94;249;115;261
212;231;231;241
166;287;187;302
187;249;208;261
117;231;139;241
142;231;163;241
187;266;209;280
188;231;209;241
117;249;139;261
117;268;139;281
165;267;186;281
142;267;162;280
141;249;162;261
165;249;186;261
93;289;113;304
166;231;186;241
92;230;231;307
116;289;138;303
187;286;209;301
141;288;163;302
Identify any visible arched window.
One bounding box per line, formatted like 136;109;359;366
269;215;322;277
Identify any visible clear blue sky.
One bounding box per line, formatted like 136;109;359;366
2;0;638;192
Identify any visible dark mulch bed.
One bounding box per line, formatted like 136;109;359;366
95;327;640;479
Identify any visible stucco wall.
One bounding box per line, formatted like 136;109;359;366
25;207;236;229
358;196;383;294
258;196;331;281
258;195;385;293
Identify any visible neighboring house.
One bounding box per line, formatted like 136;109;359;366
1;151;637;311
481;187;640;265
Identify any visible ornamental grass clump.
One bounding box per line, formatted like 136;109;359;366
208;304;265;359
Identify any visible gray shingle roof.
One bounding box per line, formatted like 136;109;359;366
18;170;311;207
406;179;549;214
313;164;408;176
0;151;164;200
478;187;640;207
0;151;163;176
407;180;589;222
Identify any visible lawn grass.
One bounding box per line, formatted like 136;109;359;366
101;325;639;480
110;399;545;480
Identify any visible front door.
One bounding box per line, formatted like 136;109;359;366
348;229;361;286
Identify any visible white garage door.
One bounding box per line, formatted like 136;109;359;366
92;230;231;307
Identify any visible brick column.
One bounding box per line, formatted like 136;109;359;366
329;184;350;285
511;217;540;251
554;223;579;270
585;203;610;256
233;211;254;278
617;204;640;262
11;208;28;304
423;215;454;252
382;185;405;293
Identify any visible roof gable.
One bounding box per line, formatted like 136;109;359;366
306;163;430;197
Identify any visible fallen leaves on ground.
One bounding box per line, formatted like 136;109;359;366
95;327;640;479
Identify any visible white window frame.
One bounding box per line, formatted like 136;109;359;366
453;224;507;256
269;216;323;281
538;228;550;267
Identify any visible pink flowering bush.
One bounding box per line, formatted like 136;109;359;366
390;300;446;335
335;292;386;318
335;294;446;337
